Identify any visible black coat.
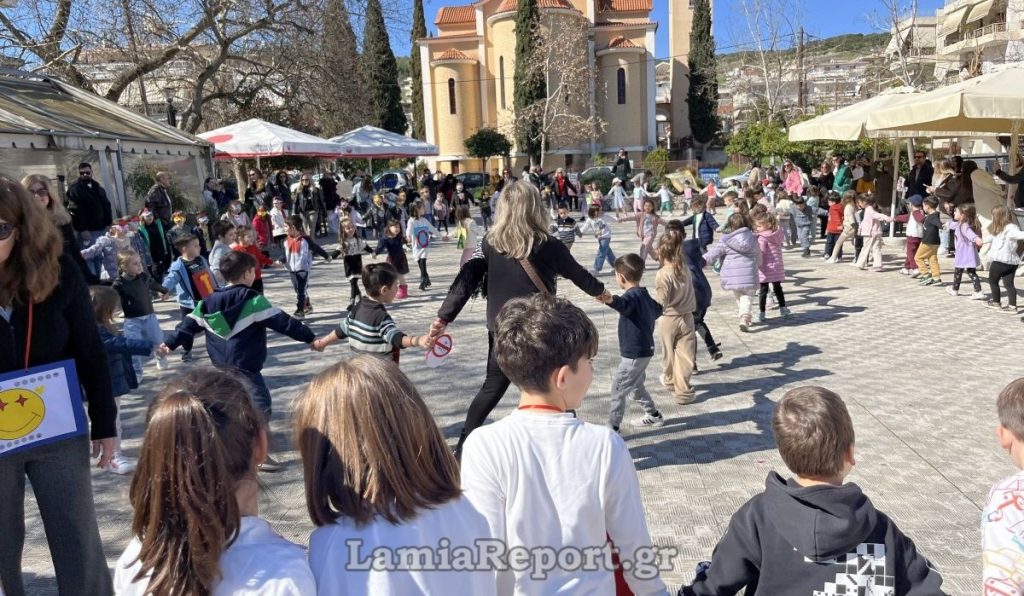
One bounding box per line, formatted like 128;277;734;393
66;180;112;232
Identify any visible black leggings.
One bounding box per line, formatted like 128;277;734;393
953;267;981;292
759;282;786;313
454;332;511;458
989;261;1018;307
694;308;718;354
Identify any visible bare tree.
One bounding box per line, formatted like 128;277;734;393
728;0;803;124
500;13;605;167
869;0;927;88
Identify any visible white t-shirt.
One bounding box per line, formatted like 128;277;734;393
114;516;315;596
308;497;496;596
461;410;669;596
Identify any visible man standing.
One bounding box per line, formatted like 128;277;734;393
146;171;174;224
995;156;1024;209
907;151;934;199
66;162;113;276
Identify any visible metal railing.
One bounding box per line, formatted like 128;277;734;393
968;21;1007;39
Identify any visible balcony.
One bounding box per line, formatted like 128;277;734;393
942;21;1024;54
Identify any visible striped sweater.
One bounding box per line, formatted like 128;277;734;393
333;298;405;356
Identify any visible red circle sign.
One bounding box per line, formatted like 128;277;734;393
431;334;452;357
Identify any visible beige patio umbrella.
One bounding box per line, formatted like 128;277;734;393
788;88;925;142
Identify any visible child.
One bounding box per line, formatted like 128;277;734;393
914;196;943;286
166;210;191;247
406;202;440;291
981;205;1024;312
125;216;155;273
774;190;795;248
823;192;846;261
269;196;289;261
460;294;669;595
790;194;826;258
608;177;628;217
579;204;615;275
90;285;149;475
854;194;893;272
852;195;866;263
284;215;330;318
366;194;389;239
454;205;482;267
209;219;236;286
653;229;698;405
138;209;172;279
223;198;250;228
338;216;372;310
983;378;1024;593
704;213;761;332
479;185;493;230
432;192;450;234
658;183;676;215
633;179;655;213
373;219;410;299
895;195;925;276
113;249;168;377
551;205;582;251
311;263;429;362
597;253;664;432
194;213;212;259
161;233;219;362
680;196;720;251
80;223;126;282
665;220;721;362
159;251;315;470
252;205;272;253
232;225;274;294
114;369;316;593
619;198;662;263
682;386;944;595
294;357;494;595
753;212;790;322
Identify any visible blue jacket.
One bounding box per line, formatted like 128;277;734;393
165;284;314;374
608;286;663;359
162;255;220;309
683;239;713;313
681;212;720;249
98;326;152;397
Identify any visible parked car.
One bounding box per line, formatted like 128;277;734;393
455;172;490;193
373;170;416;193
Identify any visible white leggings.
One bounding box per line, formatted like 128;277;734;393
732;289;756;318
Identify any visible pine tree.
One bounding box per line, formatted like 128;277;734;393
362;0;409;134
410;0;427;140
687;0;719;145
318;0;365;136
512;0;545;164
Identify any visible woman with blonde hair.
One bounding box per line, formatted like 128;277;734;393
22;173;96;282
428;180;610;457
295;356;495;595
0;175;116;596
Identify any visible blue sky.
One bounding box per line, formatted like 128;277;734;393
395;0;948;57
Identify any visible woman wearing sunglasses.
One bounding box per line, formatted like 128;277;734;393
22;174;97;284
0;176;116;596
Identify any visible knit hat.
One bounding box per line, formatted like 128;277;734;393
909;194;924;206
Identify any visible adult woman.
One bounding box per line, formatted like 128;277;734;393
269;170;293;210
0;176;115;596
427;181;609;457
781;160;804;196
354;177;374;213
613;149;632;186
294;174;326;237
22;174;96;284
244;170;272;215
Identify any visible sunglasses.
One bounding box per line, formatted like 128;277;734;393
78;171;91;176
915;155;925;159
29;186;48;197
0;222;13;241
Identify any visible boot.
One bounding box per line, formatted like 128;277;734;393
347;279;361;310
396;284;408;299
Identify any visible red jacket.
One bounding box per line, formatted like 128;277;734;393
252;213;272;247
826;203;845;234
232;243;273;280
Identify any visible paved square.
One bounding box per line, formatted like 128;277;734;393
17;216;1017;595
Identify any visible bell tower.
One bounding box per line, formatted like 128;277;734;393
668;0;697;146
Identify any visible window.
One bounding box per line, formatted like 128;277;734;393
616;68;626;105
499;57;506;109
448;78;457;115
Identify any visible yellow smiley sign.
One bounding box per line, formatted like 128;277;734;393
0;386;46;440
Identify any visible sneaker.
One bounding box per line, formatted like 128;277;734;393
304;304;314;314
827;257;839;264
607;424;621;434
916;275;933;285
970;291;987;300
258;455;283;473
739;315;751;332
899;268;910;275
801;250;811;258
923;278;942;286
986;300;1004;310
710;349;724;361
631;412;665;428
105;452;137;475
293;310;305;319
757;312;767;323
946;287;958;296
909;269;920;276
181;350;193;362
155;355;169;370
1002;305;1019;315
780;306;792;318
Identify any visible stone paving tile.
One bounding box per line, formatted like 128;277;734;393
17;219;1023;595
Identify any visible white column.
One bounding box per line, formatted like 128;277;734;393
477;9;490;128
645;27;657;150
419;43;436;148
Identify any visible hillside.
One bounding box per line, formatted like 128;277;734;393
716;32;889;71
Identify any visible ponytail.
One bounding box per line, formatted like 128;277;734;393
655;226;688;282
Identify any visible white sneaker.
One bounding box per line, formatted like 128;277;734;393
827;257;839;264
899;268;910;276
156;355;169;370
106;452;137;475
971;291;987;300
946;287;958;297
630;412;665;428
909;269;920;276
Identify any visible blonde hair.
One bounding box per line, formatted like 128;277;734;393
655;227;688;282
293;356;461;527
89;285;121;334
117;249;140;274
487;181;549;259
21;174;71;226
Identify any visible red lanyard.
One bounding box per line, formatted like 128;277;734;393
518;404;564;413
23;302;33;370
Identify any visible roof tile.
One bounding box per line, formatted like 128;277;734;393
607;36;641;49
435;6;476;25
496;0;577;13
436;48;474;61
598;0;652;12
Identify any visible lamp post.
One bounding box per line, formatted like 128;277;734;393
163;86;177;128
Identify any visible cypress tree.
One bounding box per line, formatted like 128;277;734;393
512;0;545;164
410;0;427;140
687;0;719;145
319;0;364;136
362;0;409;134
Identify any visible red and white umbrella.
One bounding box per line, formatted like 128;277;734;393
199;118;346;159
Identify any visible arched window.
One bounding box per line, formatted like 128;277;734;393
448;78;457;114
499;57;506;109
616;68;626;105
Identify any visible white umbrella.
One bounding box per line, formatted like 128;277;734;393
198;119;346;159
329;125;439;175
788;88;926;142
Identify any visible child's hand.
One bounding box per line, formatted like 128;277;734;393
416;335;430;349
157;344;171;357
595;293;613;305
158;292;168;301
975;237;984;248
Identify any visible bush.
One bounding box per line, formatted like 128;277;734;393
644;147;671;179
125;161;191;215
580;168;615;194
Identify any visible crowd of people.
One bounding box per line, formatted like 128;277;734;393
1;145;1023;595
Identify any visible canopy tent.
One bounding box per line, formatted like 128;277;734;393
199;119;346;159
0;69;212;216
788;89;925;142
328;125;438;175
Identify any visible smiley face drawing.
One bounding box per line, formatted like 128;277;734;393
0;386;45;440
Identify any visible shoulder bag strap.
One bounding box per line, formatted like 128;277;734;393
518;257;550;296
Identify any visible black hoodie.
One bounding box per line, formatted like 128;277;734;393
682;472;945;596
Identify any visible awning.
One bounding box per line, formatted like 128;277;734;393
940;5;968;36
198;119;346;158
328;126;439;159
965;0;995;24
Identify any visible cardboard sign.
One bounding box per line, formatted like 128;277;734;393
0;360;87;458
425;334;453;368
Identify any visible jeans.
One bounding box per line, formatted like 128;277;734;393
80;229;108;278
658;313;696;403
123;314;164;377
177;306;198;351
939;228;950;254
0;434;112;596
783;217;797;246
796;224;813;251
990;261;1018;307
824;232;842;259
290;270;309;311
235;368;273;420
608;356;658;427
594;237;616;272
454;332;511;459
758;282;786;313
